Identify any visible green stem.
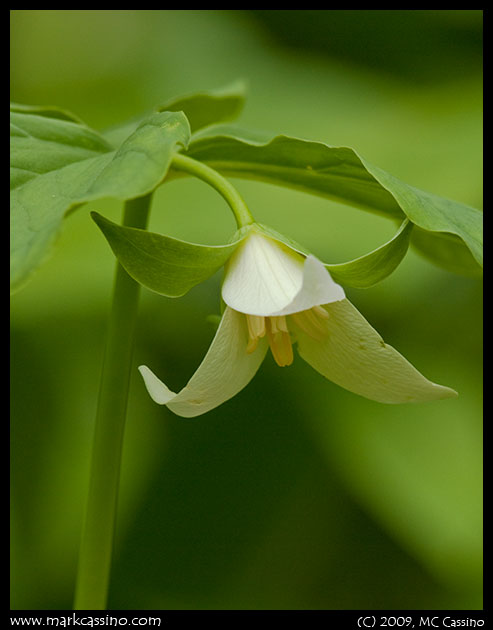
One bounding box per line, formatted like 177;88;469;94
74;194;152;610
170;152;255;229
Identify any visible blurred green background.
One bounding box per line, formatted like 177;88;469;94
10;10;482;610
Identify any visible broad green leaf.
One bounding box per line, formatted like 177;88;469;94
10;109;112;190
410;226;483;278
186;129;482;274
103;81;247;148
91;212;243;297
256;220;413;288
9;102;86;124
187;129;405;219
158;79;247;133
10;108;190;293
88;112;189;199
362;161;483;270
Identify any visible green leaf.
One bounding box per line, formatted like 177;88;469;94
9;102;87;124
91;212;244;297
10;109;113;190
88;112;190;199
159;80;247;133
186;129;482;274
187;129;405;218
256;220;413;288
410;227;483;278
362;161;483;270
10;108;190;293
103;81;247;148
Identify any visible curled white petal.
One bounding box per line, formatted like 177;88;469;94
293;299;458;404
271;255;345;316
139;306;268;417
222;232;344;316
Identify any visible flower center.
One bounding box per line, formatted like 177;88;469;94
245;305;329;367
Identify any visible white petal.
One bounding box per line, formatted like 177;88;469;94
221;233;305;315
293;299;457;404
138;307;268;418
222;232;344;316
271;255;345;316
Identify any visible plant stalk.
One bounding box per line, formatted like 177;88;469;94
74;194;152;610
170;152;255;229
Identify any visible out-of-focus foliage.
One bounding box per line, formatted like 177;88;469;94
248;10;482;83
10;10;482;610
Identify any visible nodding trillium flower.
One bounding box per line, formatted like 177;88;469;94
138;228;457;417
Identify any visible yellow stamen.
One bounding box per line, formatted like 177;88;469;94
246;314;266;354
269;315;289;334
266;318;293;367
245;308;326;365
290;306;329;340
246;337;259;354
246;314;266;340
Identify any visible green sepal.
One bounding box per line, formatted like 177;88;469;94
253;223;313;257
91;212;244;297
10;107;190;293
186;128;482;275
325;220;413;288
253;221;413;289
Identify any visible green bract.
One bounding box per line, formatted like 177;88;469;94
92;215;414;293
91;212;242;297
256;220;414;288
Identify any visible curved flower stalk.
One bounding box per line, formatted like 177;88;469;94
139;228;457;417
